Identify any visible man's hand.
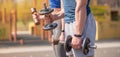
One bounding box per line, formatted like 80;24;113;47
71;36;82;49
32;13;45;20
32;13;54;24
32;13;40;25
59;32;65;43
45;14;55;23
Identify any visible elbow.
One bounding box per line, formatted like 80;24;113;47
75;5;86;13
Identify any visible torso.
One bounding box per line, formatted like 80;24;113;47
49;0;61;8
49;0;61;12
62;0;91;23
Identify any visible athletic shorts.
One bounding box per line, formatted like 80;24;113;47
52;19;62;40
65;13;96;57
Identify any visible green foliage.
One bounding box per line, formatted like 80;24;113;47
91;5;110;21
0;23;9;40
0;0;49;31
0;0;15;21
0;28;6;36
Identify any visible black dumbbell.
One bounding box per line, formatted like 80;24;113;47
52;39;64;45
31;8;40;25
39;3;57;30
64;35;97;55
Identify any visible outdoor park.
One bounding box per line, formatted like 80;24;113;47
0;0;120;57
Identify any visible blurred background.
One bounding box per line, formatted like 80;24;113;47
0;0;120;57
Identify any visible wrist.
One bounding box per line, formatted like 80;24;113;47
61;30;65;32
74;34;82;37
61;30;65;35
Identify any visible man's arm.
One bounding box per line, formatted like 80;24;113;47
60;0;65;30
32;0;64;22
51;0;64;21
51;9;64;21
59;0;65;42
74;0;87;35
71;0;88;49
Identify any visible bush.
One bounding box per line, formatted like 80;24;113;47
91;5;110;21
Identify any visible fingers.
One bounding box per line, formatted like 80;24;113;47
59;37;65;44
39;15;44;19
44;14;54;23
32;14;38;19
32;13;40;25
71;37;82;49
71;42;80;49
59;33;65;43
32;13;53;25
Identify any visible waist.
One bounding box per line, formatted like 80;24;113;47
65;20;75;24
64;12;91;24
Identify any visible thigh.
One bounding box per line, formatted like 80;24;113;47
65;23;85;57
84;13;96;56
52;19;62;40
67;13;96;57
53;44;68;57
69;22;88;57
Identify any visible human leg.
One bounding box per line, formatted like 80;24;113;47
52;20;68;57
65;13;96;57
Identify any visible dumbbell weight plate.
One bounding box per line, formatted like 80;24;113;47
82;38;90;55
43;23;57;30
53;39;59;45
64;35;72;52
39;8;54;15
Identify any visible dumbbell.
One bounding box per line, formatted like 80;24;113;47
64;35;97;55
31;8;40;25
39;3;57;30
52;39;64;45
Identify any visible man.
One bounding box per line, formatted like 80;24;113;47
32;0;67;57
46;0;96;57
48;0;67;57
33;0;96;57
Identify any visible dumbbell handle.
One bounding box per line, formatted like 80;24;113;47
89;45;97;49
43;3;47;11
31;8;40;25
69;41;97;49
67;36;97;49
68;44;97;49
31;8;37;14
42;3;51;24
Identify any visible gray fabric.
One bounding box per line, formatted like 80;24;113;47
52;19;62;40
52;19;68;57
53;43;68;57
65;13;96;57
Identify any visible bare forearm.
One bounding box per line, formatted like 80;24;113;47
74;0;87;35
52;0;64;21
52;10;64;21
61;18;65;30
75;7;86;35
